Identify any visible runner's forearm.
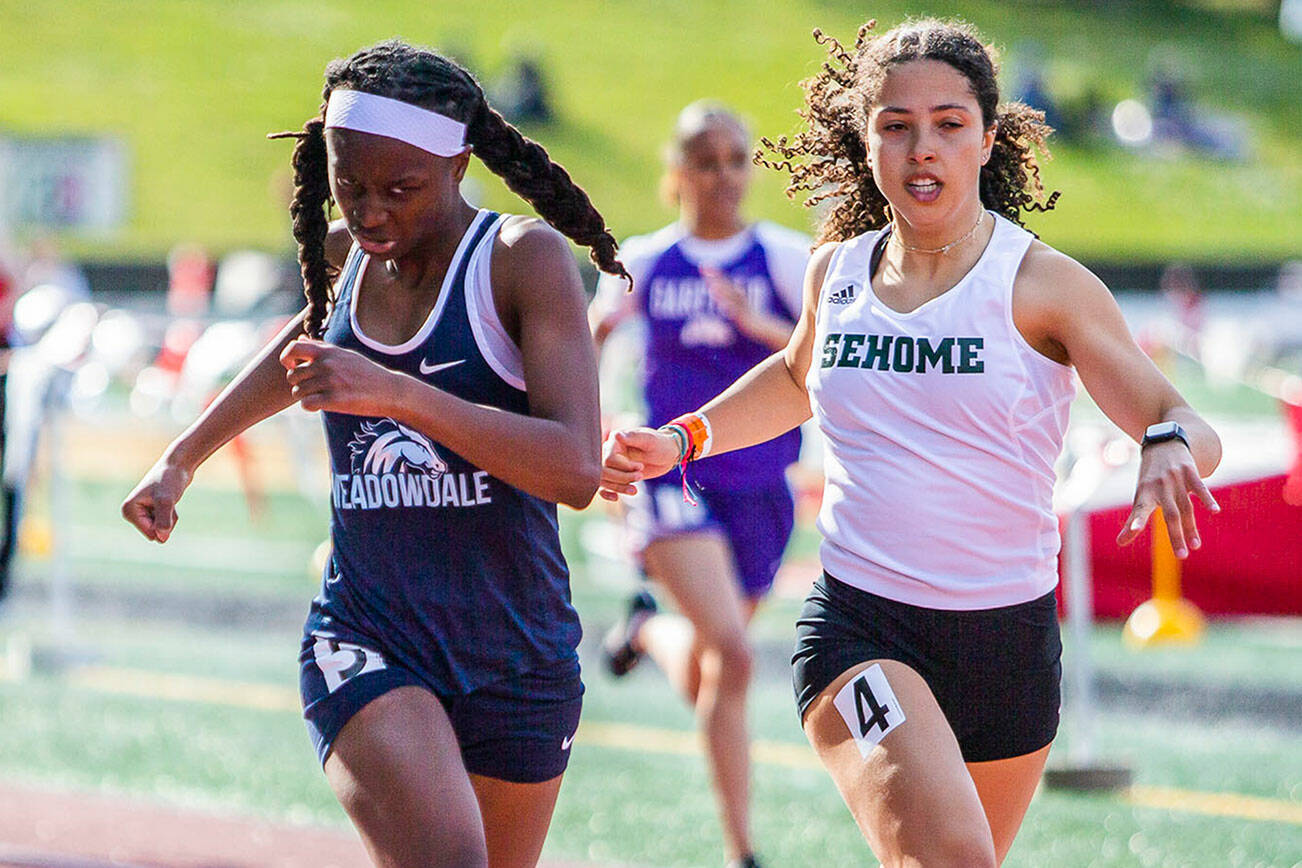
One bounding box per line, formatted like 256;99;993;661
386;376;600;508
165;313;304;471
693;351;811;458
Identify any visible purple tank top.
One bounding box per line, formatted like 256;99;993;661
639;230;801;490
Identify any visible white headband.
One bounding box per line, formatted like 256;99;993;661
324;89;469;157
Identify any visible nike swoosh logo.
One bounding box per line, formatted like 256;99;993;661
561;732;576;751
419;358;465;376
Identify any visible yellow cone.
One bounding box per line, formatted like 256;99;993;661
1123;509;1205;648
18;517;53;558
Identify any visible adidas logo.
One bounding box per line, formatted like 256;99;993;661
829;282;859;304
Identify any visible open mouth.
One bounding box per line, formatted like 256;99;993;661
355;235;398;256
904;176;942;202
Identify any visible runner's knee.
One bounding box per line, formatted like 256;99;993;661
892;825;996;868
333;781;486;868
699;633;753;688
430;836;490;868
367;813;488;868
400;836;489;868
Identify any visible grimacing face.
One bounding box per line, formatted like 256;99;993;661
326;126;468;261
865;59;996;229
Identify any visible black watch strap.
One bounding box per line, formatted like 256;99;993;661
1141;421;1190;450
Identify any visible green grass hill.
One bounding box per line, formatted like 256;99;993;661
1;0;1298;262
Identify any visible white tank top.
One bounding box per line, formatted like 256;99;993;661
807;212;1076;610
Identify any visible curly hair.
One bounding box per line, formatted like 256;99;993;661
270;39;630;338
756;18;1060;246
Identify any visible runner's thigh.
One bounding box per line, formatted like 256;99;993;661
324;686;487;868
803;661;996;868
644;532;747;648
470;773;565;868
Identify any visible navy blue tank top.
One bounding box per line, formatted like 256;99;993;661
306;211;581;694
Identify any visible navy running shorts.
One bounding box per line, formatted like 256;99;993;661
625;475;795;599
299;629;583;784
791;572;1061;763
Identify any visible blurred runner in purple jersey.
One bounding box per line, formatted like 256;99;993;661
589;101;809;868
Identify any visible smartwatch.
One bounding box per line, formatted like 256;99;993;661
1141;421;1190;450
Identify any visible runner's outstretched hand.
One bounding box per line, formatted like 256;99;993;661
1116;440;1220;557
598;427;680;502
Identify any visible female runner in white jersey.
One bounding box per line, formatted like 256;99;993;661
589;102;809;868
122;40;627;868
599;19;1221;867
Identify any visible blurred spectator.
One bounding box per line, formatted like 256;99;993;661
212;251;294;318
0;248;21;603
24;236;90;300
1010;42;1064;135
1149;67;1199;143
1277;260;1302;303
1160;262;1205;344
1062;85;1111;144
1283;0;1302;43
494;56;553;124
1272;260;1302;370
165;242;214;317
1146;57;1250;160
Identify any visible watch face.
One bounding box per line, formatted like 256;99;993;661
1146;422;1179;439
1142;421;1189;449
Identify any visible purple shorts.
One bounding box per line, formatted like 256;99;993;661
625;472;795;599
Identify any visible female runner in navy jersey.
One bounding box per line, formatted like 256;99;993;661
599;20;1221;867
589;101;809;868
122;40;627;868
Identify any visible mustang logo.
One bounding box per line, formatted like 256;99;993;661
348;419;448;477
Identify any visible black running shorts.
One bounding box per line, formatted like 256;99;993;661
792;572;1061;762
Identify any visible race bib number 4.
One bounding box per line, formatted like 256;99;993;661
833;663;906;758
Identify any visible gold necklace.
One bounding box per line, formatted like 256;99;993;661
891;211;987;255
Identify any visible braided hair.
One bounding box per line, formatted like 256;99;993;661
757;18;1060;246
270;39;629;338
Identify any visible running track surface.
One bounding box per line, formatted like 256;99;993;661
0;781;606;868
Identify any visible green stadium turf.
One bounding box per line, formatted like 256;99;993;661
3;461;1300;866
1;600;1299;866
2;356;1296;865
